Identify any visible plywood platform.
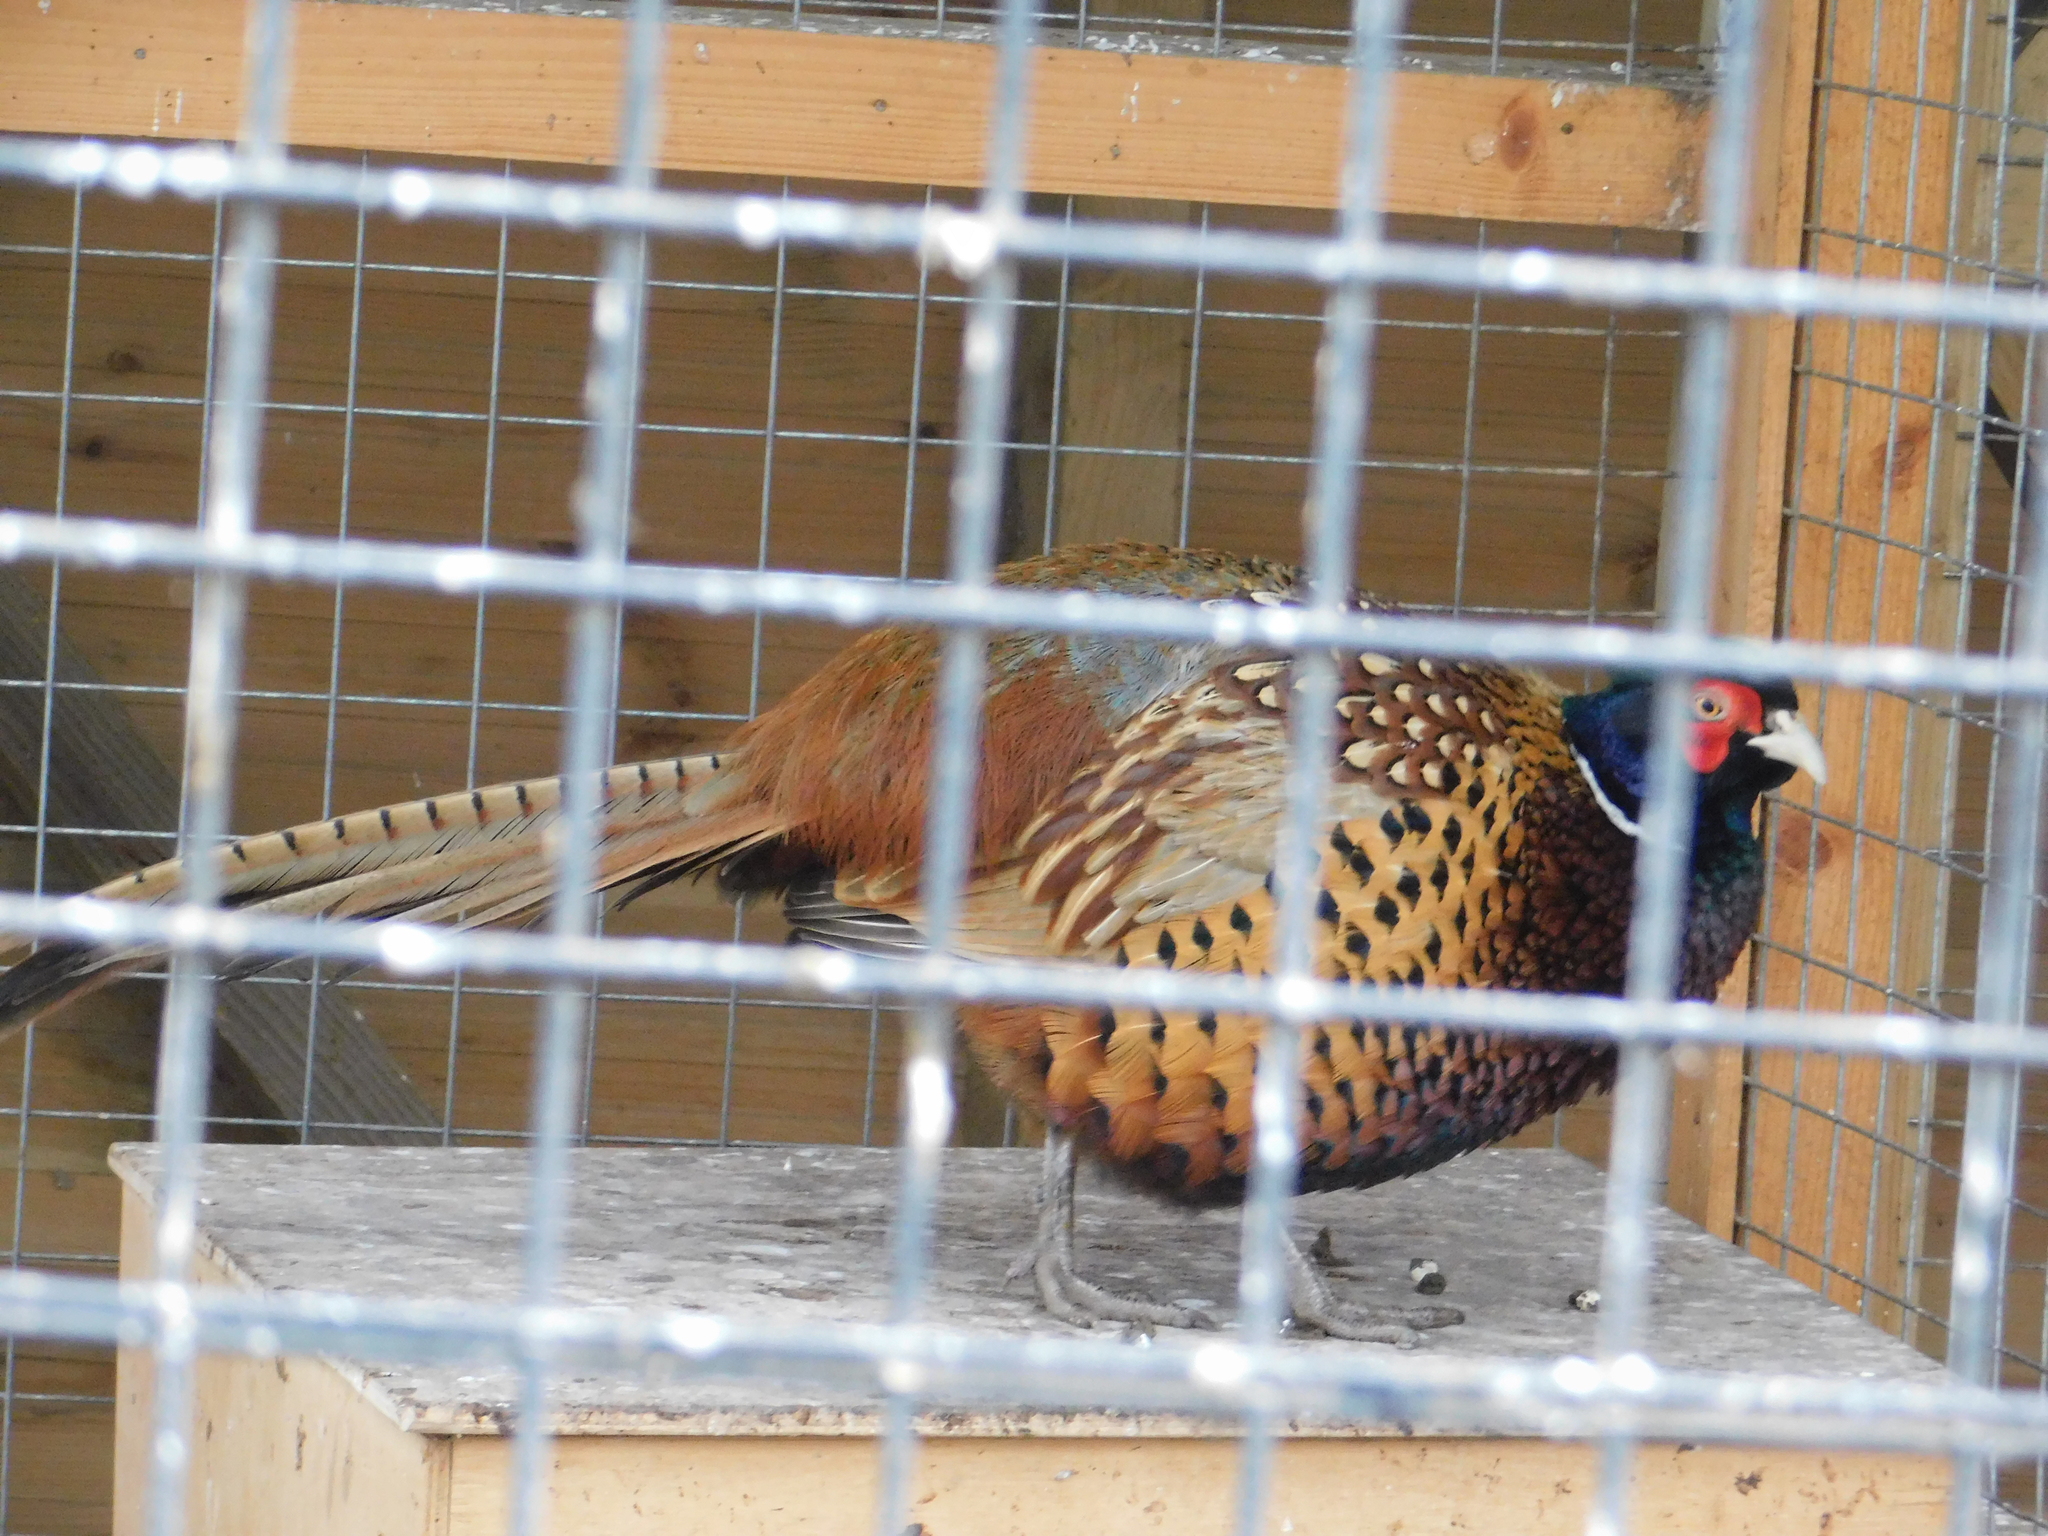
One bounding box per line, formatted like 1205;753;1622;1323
107;1144;1951;1533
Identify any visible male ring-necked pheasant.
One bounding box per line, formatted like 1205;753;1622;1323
0;542;1823;1344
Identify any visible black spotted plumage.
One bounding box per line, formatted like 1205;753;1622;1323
951;615;1819;1204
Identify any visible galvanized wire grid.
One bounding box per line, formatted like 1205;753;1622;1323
1;0;2047;1531
1731;0;2048;1528
0;100;1675;1536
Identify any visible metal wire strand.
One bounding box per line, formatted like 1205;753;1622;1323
871;0;1034;1520
1232;0;1406;1528
1587;0;1769;1529
142;2;294;1535
32;133;2048;331
508;3;668;1534
1943;317;2048;1536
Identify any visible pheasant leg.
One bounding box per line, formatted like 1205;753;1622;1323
1282;1236;1464;1348
1014;1130;1217;1332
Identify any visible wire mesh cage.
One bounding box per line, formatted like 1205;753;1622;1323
4;0;2048;1530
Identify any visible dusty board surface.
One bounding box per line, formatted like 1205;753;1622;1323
109;1143;1944;1436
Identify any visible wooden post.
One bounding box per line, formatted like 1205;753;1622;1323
1003;197;1198;561
1046;197;1201;550
1740;0;1981;1332
1663;0;1827;1241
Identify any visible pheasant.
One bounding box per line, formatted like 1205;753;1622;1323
0;541;1824;1343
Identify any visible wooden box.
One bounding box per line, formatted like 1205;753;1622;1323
108;1144;1952;1535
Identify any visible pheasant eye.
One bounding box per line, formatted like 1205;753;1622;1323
1692;692;1726;721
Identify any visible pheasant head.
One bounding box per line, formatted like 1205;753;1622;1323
1561;675;1826;997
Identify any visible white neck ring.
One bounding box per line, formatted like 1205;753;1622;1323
1571;742;1641;839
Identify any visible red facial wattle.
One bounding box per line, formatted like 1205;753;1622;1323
1685;681;1766;775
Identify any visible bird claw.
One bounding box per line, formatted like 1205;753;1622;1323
1031;1240;1220;1332
1021;1128;1220;1333
1283;1232;1464;1348
1287;1299;1466;1348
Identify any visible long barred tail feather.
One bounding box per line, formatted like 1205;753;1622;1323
0;752;782;1035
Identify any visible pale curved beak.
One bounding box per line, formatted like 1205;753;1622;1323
1751;709;1828;786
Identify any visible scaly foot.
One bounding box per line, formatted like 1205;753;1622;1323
1008;1130;1217;1333
1283;1236;1463;1348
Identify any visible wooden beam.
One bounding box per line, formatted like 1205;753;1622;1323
1662;0;1825;1244
0;0;1712;229
0;569;441;1145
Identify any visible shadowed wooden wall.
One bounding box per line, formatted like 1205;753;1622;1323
0;167;1683;1133
0;170;1678;1528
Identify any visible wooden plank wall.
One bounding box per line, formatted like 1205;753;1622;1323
1889;442;2048;1513
0;165;1687;1148
0;168;1687;1529
1740;0;1976;1337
